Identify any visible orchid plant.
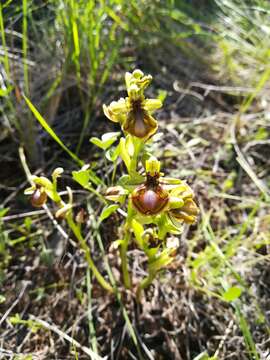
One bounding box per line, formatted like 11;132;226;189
25;69;199;300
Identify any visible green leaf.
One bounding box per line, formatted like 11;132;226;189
105;144;120;162
99;204;119;222
72;170;91;189
72;168;103;188
87;169;103;186
255;127;268;141
193;352;217;360
9;313;41;333
149;249;173;272
90;138;104;149
23;95;83;166
24;217;32;231
222;286;242;302
0;207;9;218
131;219;144;249
90;132;120;150
0;86;12;97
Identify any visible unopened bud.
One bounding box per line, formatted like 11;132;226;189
105;186;127;202
76;209;87;224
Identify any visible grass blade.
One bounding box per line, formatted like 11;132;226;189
23;95;83;167
0;3;10;78
235;305;260;360
22;0;29;95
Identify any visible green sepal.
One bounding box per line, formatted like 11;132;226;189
168;196;185;209
162;177;182;184
105;144;120;162
31;176;53;190
155;213;182;239
118;174;144;187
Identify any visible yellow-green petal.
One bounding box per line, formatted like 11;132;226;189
143;98;162;112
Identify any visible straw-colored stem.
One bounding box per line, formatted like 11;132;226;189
120;230;131;289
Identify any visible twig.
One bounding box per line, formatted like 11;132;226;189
2;210;46;222
29;315;105;360
230;117;270;201
214;320;234;358
190;82;270;94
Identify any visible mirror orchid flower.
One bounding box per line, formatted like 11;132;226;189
103;69;162;140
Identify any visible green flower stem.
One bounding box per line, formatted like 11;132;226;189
136;270;156;301
120;200;135;289
118;138;143;289
66;213;113;293
120;230;131;289
129;137;143;176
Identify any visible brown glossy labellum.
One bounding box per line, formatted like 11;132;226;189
131;183;169;215
31;188;47;208
124;99;156;139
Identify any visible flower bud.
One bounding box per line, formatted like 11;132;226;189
105;186;127;203
75;209;87;224
52;167;64;180
55;204;72;219
142;229;161;248
132;69;144;79
170;198;199;224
